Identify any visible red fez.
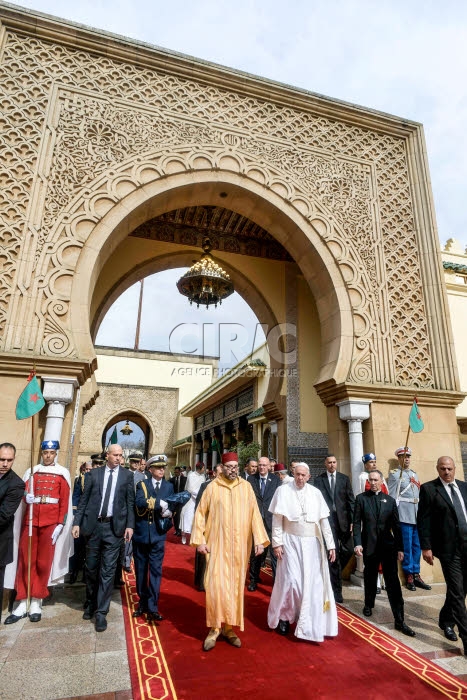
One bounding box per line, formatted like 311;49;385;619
274;463;287;472
222;452;238;464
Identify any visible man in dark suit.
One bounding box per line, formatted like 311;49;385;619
354;469;415;637
314;455;355;603
248;456;280;590
241;458;258;481
418;456;467;649
132;455;174;621
72;443;135;632
0;443;24;622
169;466;187;536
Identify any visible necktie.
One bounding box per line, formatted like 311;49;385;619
449;484;467;539
176;476;179;492
155;480;160;505
330;474;336;511
261;478;266;496
100;469;113;518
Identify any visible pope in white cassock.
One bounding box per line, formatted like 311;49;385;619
267;462;338;641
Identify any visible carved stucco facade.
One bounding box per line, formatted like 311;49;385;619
79;383;178;460
0;6;463;485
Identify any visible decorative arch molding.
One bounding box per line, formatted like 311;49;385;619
0;21;453;392
68;169;353;387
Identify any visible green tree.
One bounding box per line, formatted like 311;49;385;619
236;441;260;469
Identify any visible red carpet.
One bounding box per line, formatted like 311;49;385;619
121;534;467;700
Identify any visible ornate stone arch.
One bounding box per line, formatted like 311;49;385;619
65;169;353;391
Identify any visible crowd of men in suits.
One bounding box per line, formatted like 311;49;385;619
2;439;467;653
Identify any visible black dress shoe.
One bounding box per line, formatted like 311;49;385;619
69;571;78;585
443;626;458;642
147;612;164;622
277;620;290;635
363;606;372;617
376;587;381;595
29;613;41;623
132;607;146;618
247;582;257;591
3;613;27;625
395;621;416;637
95;614;107;632
175;530;182;537
114;579;125;587
414;574;431;590
405;575;416;592
335;593;344;604
82;607;94;620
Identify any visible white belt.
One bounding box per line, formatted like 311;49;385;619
33;496;59;504
398;497;418;504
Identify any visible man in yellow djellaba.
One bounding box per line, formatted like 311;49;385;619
191;451;269;651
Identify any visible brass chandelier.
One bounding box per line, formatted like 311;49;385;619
120;420;133;436
177;237;234;309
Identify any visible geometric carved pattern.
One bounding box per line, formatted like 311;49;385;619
0;28;434;388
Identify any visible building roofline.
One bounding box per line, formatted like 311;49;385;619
0;2;423;138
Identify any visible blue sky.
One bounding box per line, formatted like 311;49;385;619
8;0;467;359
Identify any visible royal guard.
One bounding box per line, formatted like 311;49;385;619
387;446;431;592
4;440;73;624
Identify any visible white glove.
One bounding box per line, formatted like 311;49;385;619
161;509;172;518
25;493;35;504
159;499;168;510
51;524;63;545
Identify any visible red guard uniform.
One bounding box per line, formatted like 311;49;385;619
15;469;70;600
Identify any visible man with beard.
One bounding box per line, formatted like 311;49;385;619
191;452;268;651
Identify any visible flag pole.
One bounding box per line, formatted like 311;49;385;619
26;410;35;614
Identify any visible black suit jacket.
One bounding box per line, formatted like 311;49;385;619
418;477;467;559
0;469;24;566
169;474;187;494
73;466;135;537
314;471;355;535
353;490;403;557
250;473;280;531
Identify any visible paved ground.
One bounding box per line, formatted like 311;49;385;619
0;577;466;699
0;583;131;700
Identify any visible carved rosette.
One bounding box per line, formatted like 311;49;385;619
0;29;434;388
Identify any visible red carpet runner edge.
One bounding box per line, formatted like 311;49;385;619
120;533;467;700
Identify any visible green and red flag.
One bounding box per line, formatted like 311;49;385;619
409;398;424;433
109;426;118;444
16;371;45;420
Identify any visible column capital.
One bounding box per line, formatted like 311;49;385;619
336;399;372;423
42;376;78;404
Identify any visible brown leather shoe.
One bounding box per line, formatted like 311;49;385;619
221;626;241;647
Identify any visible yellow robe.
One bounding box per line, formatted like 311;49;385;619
191;475;269;630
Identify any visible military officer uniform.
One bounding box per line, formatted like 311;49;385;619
132;456;174;621
388;446;430;591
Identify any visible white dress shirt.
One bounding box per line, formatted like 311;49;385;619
99;465;119;517
442;479;467;521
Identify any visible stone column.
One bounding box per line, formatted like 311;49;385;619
336;399;371;587
336;399;372;495
42;376;78;447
